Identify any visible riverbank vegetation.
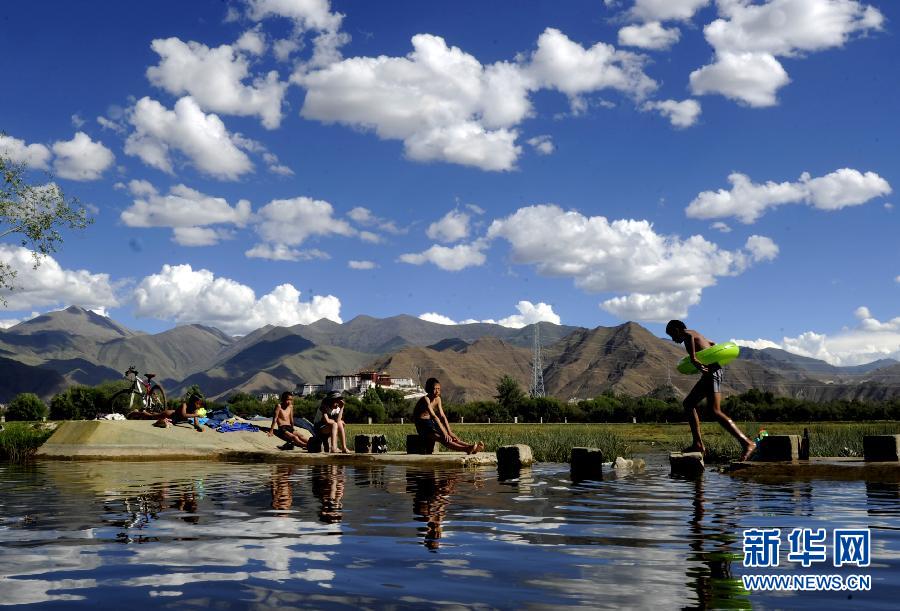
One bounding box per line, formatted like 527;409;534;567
0;422;55;462
347;422;900;463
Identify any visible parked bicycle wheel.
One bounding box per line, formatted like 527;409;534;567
147;385;167;413
109;389;140;414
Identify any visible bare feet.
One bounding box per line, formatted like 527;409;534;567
341;447;350;454
739;442;757;462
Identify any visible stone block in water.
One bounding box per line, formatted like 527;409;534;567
570;447;604;480
406;434;435;455
863;435;900;462
756;435;800;461
497;445;534;472
669;452;704;475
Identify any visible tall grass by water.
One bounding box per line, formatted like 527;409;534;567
348;422;900;463
0;422;55;462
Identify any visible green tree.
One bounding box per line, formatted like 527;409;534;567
1;152;93;303
6;392;48;421
49;386;101;420
495;375;525;412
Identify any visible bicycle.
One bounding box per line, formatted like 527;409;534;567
108;366;167;415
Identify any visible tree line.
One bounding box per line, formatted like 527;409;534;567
2;377;899;423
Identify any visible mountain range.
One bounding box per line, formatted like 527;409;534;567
0;305;897;404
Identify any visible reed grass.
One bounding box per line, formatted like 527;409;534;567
348;421;900;463
0;422;55;462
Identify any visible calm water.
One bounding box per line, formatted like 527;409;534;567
1;457;898;609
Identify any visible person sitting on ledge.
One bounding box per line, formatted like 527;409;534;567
314;391;351;453
155;391;205;432
413;378;483;455
268;391;308;450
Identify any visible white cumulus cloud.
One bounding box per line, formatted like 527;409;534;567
686;168;891;223
147;36;288;129
245;243;329;261
629;0;711;21
0;245;119;311
51;132;115;181
618;22;681;50
0;134;51;169
691;0;884;106
641;99;701;128
527;135;555;155
296;28;655;171
426;210;470;243
121;183;252;229
246;0;348;68
133;263;341;335
734;307;900;366
399;240;488;272
125;96;253;180
172;227;234;247
487;204;776;321
419;300;561;328
254;196;355;248
348;260;376;270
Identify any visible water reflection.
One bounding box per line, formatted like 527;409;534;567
1;461;899;608
408;470;459;550
680;472;750;610
311;464;345;524
270;464;294;511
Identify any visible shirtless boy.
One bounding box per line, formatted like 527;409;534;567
665;320;755;461
413;378;484;454
268;391;308;450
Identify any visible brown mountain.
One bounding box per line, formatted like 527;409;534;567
369;337;534;403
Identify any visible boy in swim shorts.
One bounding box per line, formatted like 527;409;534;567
268;391;308;450
666;320;755;461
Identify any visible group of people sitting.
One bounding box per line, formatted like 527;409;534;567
269;377;484;454
142;376;484;455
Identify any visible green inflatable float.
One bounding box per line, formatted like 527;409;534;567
677;341;740;374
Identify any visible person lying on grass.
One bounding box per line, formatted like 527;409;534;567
413;378;483;455
268;391;308;450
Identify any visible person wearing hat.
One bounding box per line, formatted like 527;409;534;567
314;391;351;453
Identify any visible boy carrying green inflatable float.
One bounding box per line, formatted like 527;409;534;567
666;320;756;462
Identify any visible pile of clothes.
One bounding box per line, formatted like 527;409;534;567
203;407;260;433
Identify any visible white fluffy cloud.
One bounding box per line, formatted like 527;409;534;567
50;132;115;181
691;0;884;106
121;183;252;229
641;99;701;128
399;240;488;271
347;206;403;235
426;210;470;243
246;0;348;68
0;245;119;311
629;0;711;21
527;135;555;155
734;307;900;366
487;204;776;321
602;289;702;321
133;263;341;335
348;260;376;270
255;196;355;247
147;36;288;129
297;28;655;171
686;168;891;223
125;96;253;180
618;22;681;50
245;243;329;261
0;134;51;169
172;227;234;247
689;51;790;107
419;300;561;328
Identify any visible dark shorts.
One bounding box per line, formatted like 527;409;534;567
705;366;724;393
415;418;448;443
278;424;295;433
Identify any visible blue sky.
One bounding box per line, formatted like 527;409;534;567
0;0;897;365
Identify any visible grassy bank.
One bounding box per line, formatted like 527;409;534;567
347;422;900;463
0;423;56;462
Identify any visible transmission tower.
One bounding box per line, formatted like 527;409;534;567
530;323;546;398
